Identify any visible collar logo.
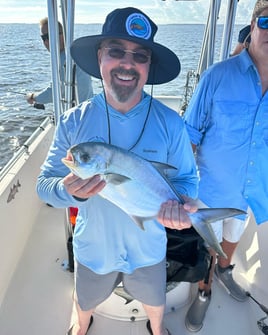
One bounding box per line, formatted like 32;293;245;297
125;13;152;40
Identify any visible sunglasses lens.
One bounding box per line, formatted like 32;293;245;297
257;17;268;29
133;53;149;64
107;47;149;64
108;48;125;59
41;33;49;42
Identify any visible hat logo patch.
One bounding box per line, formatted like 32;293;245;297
126;13;152;40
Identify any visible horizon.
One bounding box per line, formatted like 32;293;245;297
0;22;246;26
0;0;257;25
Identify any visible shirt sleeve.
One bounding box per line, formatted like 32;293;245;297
34;84;53;104
183;69;213;146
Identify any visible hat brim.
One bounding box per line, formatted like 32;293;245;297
70;34;181;85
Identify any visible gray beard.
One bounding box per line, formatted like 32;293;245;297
111;82;138;102
110;68;140;103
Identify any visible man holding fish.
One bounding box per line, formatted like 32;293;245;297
37;7;243;335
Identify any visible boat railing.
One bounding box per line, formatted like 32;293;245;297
179;70;200;115
47;0;76;125
0;116;53;183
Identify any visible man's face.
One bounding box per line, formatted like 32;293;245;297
98;39;151;105
40;23;64;52
250;9;268;57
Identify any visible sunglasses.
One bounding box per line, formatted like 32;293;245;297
104;47;151;64
41;31;63;42
41;33;49;42
256;16;268;29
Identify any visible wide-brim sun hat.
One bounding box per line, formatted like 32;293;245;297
70;7;181;85
238;25;251;44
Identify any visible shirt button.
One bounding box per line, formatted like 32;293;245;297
256;121;260;126
249;161;254;165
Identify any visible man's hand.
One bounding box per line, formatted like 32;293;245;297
26;93;35;104
63;173;106;199
157;197;198;230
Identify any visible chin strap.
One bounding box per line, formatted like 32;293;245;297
101;80;154;151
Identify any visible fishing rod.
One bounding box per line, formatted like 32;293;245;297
246;291;268;334
7;89;45;110
7;89;26;96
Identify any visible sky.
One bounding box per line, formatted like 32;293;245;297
0;0;257;25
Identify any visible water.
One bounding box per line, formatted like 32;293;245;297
0;23;242;169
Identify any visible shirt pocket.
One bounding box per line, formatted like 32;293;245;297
212;101;252;146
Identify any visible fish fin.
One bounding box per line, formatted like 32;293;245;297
195;208;247;223
130;216;153;230
131;216;145;230
145;160;185;204
148;162;185;204
105;173;131;185
190;208;246;258
162;180;185;204
150;161;177;173
130;215;156;231
191;220;227;258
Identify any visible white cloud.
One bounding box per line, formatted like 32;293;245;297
0;0;259;24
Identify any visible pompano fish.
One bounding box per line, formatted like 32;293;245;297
62;142;246;258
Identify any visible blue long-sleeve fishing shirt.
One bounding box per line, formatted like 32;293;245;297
184;49;268;225
37;92;198;274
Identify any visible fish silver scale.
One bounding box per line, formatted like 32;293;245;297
72;142;178;218
63;141;247;258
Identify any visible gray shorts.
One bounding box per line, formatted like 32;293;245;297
74;258;166;311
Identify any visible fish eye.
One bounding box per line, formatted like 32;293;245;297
79;152;90;163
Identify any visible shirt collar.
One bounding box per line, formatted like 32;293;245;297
238;49;256;74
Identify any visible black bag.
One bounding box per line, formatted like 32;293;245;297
166;227;211;283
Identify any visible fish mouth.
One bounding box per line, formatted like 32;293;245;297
61;151;76;169
61;158;75;168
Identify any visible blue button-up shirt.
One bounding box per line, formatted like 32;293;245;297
184;49;268;225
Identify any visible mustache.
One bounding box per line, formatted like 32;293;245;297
111;67;139;78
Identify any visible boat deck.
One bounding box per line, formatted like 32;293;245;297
0;203;266;335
